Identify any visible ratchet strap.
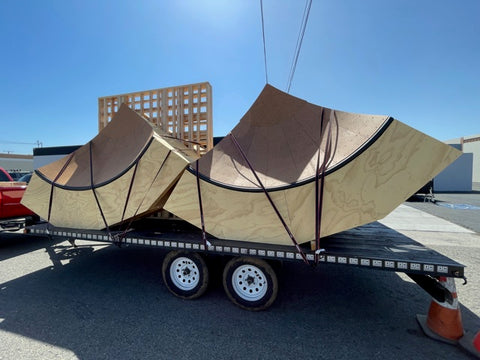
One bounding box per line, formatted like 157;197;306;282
88;141;114;240
195;159;210;249
121;161;139;222
118;149;173;241
314;111;338;263
46;152;75;228
229;133;309;264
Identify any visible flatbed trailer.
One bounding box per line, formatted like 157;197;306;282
26;219;465;311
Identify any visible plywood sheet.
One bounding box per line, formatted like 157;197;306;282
195;85;390;189
164;86;460;245
22;105;199;229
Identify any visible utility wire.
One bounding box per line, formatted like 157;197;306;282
286;0;313;93
0;140;37;145
260;0;269;84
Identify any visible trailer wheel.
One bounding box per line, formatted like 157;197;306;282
223;257;278;311
162;251;209;300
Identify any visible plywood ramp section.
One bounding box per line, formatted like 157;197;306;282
164;85;460;245
22;104;199;229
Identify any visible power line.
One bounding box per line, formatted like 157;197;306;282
286;0;313;93
0;140;36;145
260;0;269;84
0;140;43;147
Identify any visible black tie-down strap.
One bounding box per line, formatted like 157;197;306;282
88;141;115;242
314;110;338;263
46;152;75;233
121;161;139;223
229;133;309;264
117;149;173;242
89;141;176;245
195;159;210;249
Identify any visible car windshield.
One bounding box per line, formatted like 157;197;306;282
18;173;32;183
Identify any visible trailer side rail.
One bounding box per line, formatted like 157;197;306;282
27;221;465;279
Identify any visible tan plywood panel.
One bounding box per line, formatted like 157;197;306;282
20;175;51;219
164;86;460;246
48;186;101;229
22;105;199;229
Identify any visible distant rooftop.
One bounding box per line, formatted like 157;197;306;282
33;145;82;156
445;133;480;144
0;153;33;159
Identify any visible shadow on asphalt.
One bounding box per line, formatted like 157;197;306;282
0;232;63;261
0;234;478;359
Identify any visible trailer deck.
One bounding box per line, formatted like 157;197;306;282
26;220;465;279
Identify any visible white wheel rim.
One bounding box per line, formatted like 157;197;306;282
232;264;268;301
170;257;200;291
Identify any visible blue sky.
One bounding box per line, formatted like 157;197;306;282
1;0;479;154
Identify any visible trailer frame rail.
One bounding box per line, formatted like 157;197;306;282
27;221;465;279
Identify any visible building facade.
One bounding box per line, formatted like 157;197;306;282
0;153;33;173
462;135;480;184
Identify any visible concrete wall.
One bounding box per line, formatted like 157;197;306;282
434;153;473;192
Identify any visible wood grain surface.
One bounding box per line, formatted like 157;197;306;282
164;119;460;245
22;107;198;229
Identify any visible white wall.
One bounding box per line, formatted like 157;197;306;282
0;157;33;172
33;155;68;169
434;153;473;192
463;137;480;183
32;146;81;170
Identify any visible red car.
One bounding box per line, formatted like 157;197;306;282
0;167;36;231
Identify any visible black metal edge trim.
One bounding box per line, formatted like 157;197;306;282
34;137;155;191
187;116;395;193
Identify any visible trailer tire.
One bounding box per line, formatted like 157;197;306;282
223;257;278;311
162;251;209;300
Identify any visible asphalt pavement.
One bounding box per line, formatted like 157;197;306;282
1;197;479;360
406;183;480;233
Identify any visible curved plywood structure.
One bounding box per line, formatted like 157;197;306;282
164;85;460;245
22;104;199;229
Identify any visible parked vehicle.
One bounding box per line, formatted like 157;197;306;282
0;167;37;231
18;172;32;183
0;167;14;181
9;171;31;181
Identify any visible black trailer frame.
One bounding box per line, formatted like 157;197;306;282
26;219;465;310
27;221;464;277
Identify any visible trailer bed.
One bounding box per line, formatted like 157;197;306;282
26;220;465;278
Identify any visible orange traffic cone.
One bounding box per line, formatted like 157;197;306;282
416;277;464;345
459;330;480;358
